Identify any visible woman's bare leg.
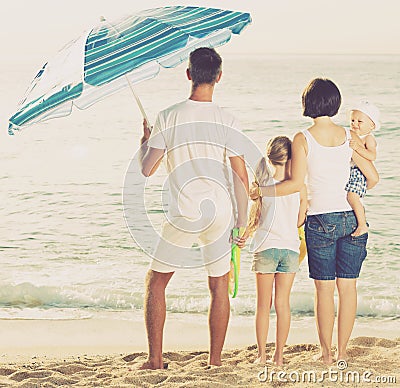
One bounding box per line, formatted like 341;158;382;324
314;279;335;365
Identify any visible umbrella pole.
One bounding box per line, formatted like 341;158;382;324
100;17;151;129
125;76;151;129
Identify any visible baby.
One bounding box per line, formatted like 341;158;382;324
345;100;380;236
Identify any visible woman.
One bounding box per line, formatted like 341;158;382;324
249;78;378;364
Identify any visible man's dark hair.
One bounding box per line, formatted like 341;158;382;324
188;47;222;87
302;78;341;118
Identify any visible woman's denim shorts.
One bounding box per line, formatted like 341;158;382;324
305;211;368;280
252;248;299;274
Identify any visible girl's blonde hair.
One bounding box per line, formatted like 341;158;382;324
247;136;292;235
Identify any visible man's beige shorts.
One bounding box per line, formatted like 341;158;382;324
150;216;232;277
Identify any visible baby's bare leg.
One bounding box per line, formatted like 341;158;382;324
347;192;368;236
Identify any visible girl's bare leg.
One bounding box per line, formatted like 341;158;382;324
254;273;274;363
273;273;296;366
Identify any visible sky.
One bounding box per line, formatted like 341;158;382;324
1;0;400;65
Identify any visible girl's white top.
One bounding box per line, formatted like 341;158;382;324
303;128;353;215
251;179;300;254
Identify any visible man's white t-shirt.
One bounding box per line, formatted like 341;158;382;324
147;99;244;225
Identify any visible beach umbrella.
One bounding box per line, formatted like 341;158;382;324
8;6;251;135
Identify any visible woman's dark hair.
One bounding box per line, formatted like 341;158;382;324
302;78;341;118
188;47;222;87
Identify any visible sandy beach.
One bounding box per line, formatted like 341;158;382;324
0;317;398;387
1;2;399;387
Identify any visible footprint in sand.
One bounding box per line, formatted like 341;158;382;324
0;367;16;376
122;353;144;362
53;363;93;375
350;336;399;348
126;372;168;385
9;370;53;382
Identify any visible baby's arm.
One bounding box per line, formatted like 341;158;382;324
349;134;377;161
350;132;379;189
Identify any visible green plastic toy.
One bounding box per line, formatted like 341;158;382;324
229;227;245;298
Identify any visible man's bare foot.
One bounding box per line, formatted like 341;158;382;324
139;361;168;370
208;360;222;367
205;363;222;370
351;224;368;237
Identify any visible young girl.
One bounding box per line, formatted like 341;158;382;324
239;136;307;366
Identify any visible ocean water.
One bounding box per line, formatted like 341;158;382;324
0;54;399;332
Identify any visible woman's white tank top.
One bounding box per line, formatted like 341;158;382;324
303;128;353;215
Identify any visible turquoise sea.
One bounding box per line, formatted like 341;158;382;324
0;54;399;337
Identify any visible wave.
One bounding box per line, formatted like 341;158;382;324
0;282;142;311
0;282;398;319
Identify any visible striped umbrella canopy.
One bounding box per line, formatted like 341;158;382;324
8;6;251;135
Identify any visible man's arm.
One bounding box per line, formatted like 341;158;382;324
139;119;165;177
229;155;249;228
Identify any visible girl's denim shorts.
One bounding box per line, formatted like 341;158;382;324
305;211;368;280
252;248;299;274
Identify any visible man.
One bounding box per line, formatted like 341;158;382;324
138;47;249;369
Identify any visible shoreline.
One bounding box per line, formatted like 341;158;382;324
0;311;398;362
